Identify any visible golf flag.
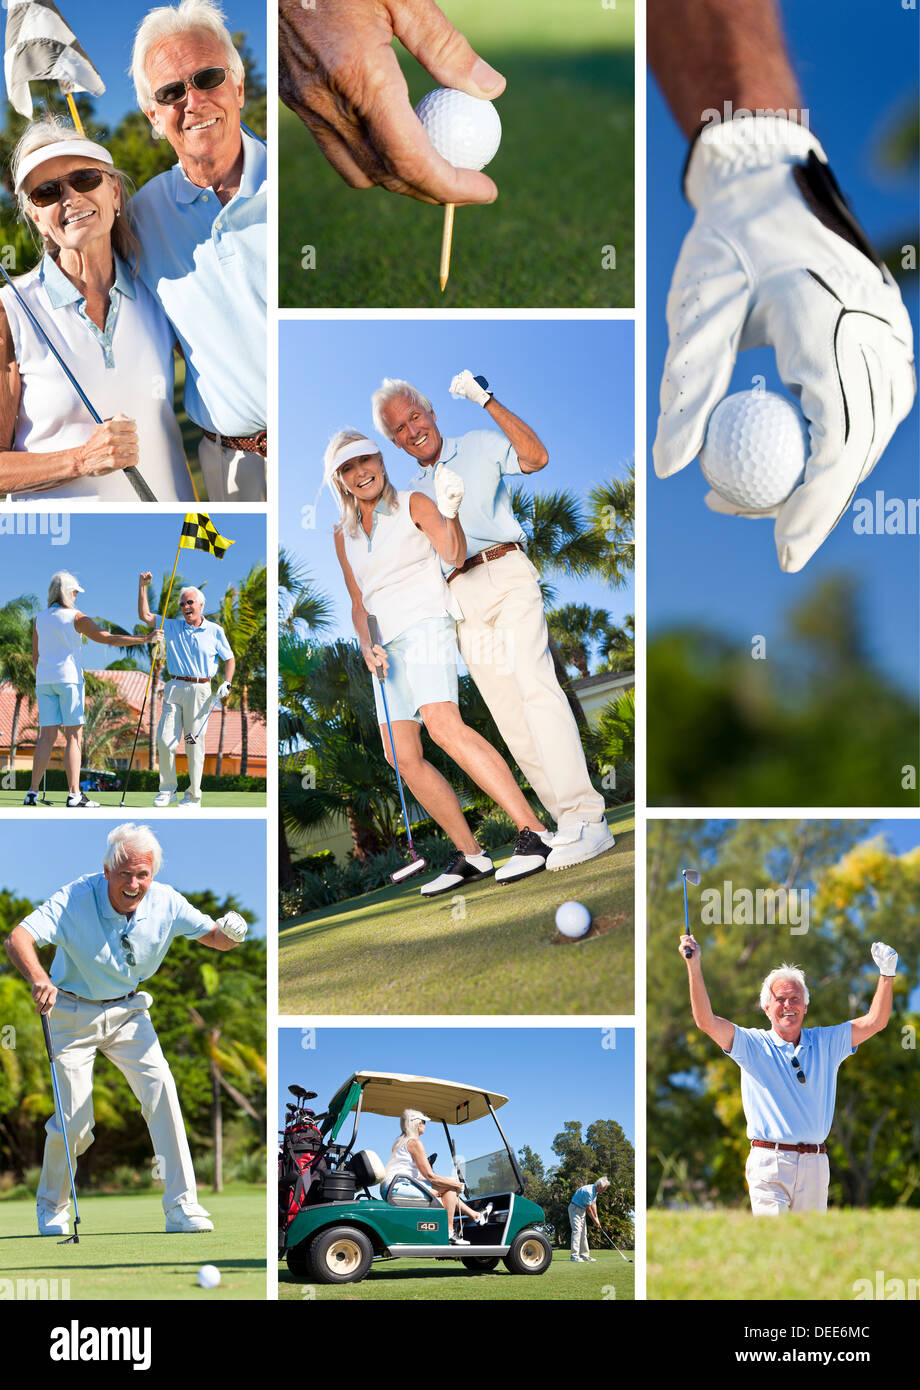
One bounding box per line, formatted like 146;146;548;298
4;0;105;119
179;513;235;560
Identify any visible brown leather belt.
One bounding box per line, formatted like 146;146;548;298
167;675;211;683
751;1140;827;1154
201;427;267;458
447;541;525;584
61;988;137;1006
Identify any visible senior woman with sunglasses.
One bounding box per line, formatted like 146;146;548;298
0;119;193;501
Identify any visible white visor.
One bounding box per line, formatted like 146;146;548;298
15;139;115;194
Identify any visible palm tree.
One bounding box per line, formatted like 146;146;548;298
588;467;635;589
547;603;616;678
0;595;38;771
601;614;635;673
79;676;139;768
279;548;335;636
215;563;267;777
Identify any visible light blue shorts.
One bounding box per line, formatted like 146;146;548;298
372;616;459;725
36;682;84;728
383;1174;439;1206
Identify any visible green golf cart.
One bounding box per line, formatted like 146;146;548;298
281;1070;553;1284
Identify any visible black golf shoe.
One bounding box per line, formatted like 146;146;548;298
495;827;553;884
420;850;495;898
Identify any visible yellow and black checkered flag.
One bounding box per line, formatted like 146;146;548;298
179;513;234;559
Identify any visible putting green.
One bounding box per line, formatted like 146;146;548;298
279;0;634;308
0;791;266;809
0;1186;266;1301
279;1247;633;1301
647;1208;920;1301
279;806;634;1014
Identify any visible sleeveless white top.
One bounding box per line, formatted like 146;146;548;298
384;1137;422;1184
1;256;193;501
341;490;459;646
35;605;83;685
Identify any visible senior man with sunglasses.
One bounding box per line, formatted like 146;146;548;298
129;1;266;502
2;822;249;1236
139;572;234;807
679;934;898;1213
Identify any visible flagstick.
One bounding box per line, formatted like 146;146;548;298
63;89;84;137
439;203;455;293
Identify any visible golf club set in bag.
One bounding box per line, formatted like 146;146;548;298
277;1085;325;1252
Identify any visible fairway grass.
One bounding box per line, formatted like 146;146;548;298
0;791;266;809
279;1247;633;1301
279;806;634;1014
0;1186;266;1300
647;1209;920;1301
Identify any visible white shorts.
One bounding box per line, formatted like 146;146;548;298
372;616;458;725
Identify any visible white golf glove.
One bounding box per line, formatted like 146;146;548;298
870;941;898;977
654;116;915;573
449;369;492;406
216;681;231;700
216;911;247;944
434;463;465;519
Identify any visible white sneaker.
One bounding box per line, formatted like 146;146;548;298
546;821;616;871
473;1202;494;1225
570;1254;586;1262
37;1205;70;1236
66;793;99;808
420;850;494;898
153;791;178;807
179;793;202;807
494;829;554;885
449;1233;471;1246
165;1203;213;1233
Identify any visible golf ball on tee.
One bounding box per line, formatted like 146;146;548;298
415;88;502;170
699;391;809;511
555;901;592;939
197;1264;221;1289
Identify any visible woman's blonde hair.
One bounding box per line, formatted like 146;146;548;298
47;571;82;608
325;428;398;539
11;116;140;269
390;1108;429;1150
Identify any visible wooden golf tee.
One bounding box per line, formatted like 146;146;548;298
440;203;455;292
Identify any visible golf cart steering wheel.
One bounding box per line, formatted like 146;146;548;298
427;1152;437;1166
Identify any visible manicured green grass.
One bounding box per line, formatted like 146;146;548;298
647;1209;920;1301
279;1;634;308
279;1247;633;1301
0;1187;266;1301
279;806;634;1014
1;790;266;808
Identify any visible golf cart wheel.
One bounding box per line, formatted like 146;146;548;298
461;1255;501;1272
308;1226;374;1284
502;1230;552;1276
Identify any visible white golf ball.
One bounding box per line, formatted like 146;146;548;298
197;1264;220;1289
555;901;592;939
699;391;809;511
415;88;502;171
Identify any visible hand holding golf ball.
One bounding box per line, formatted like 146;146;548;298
450;370;492;406
215;911;247;944
434;464;465;519
415;89;502;174
700;391;809;512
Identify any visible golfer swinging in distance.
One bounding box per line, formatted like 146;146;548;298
3;823;249;1235
680;932;898;1213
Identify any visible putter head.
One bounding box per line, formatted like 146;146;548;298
390;856;427;884
59;1219;80;1245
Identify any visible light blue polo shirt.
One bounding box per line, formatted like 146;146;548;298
129;126;266;436
20;873;213;999
409;430;526;568
40;253;138;370
727;1023;856;1143
570;1183;601;1209
157;615;232;678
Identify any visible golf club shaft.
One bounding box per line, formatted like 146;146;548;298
0;263;156;502
40;1013;81;1234
366;616;416;854
683;875;693;957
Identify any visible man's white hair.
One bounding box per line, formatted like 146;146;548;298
47;571;81;608
104;823;162;875
131;0;245;110
371;379;434;440
179;586;206;607
595;1176;610;1190
760;964;809;1011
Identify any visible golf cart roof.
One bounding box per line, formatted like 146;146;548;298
327;1071;509;1127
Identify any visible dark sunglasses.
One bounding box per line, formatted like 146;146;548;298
791;1054;806;1084
28;167;106;208
120;933;136;967
153;65;228;106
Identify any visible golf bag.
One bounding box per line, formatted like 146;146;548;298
278;1116;325;1244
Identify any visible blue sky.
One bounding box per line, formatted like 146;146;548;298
647;0;919;694
9;2;267;129
279;318;635;647
0;819;267;934
0;512;265;638
278;1026;634;1174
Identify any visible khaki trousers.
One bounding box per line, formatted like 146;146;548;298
37;992;199;1216
746;1146;830;1214
157;679;211;795
451;549;606;830
198;435;266;502
569;1202;591;1258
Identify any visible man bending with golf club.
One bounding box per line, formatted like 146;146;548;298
138;573;234;807
3;823;248;1236
569;1174;608;1262
373;375;614;884
680;933;897;1213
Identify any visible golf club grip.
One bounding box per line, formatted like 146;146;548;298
366;615;385;682
124;466;157;502
41;1011;54;1058
684;947;693;958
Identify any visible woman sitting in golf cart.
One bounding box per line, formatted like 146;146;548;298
382;1108;486;1245
0;117;193;501
327;429;550;898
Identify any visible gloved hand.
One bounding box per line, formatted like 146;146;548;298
216;911;248;944
870;941;898;977
216;681;231;700
654;116;915;573
434;463;465;519
449;370;493;406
